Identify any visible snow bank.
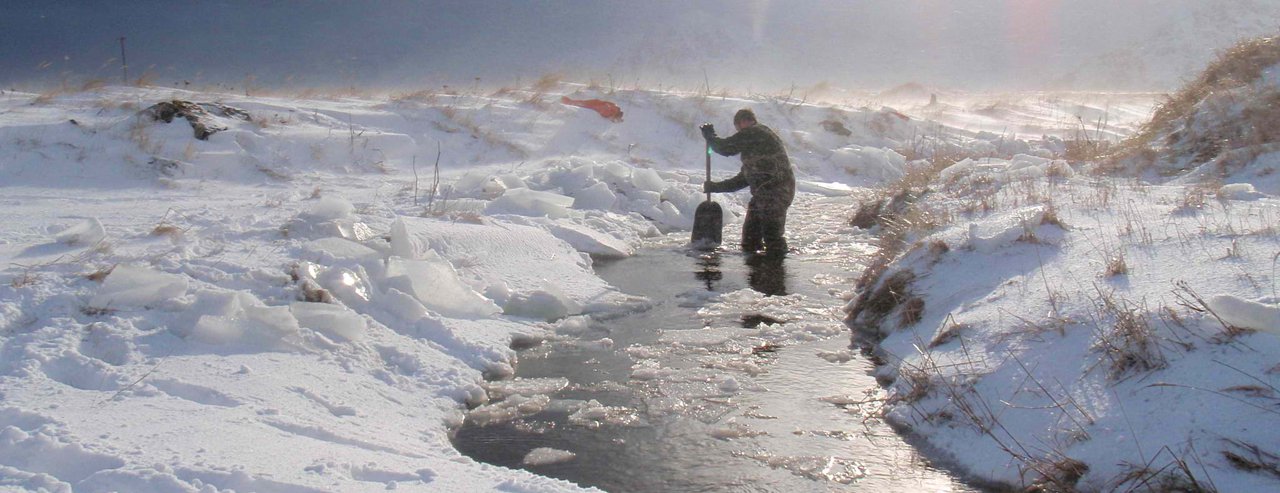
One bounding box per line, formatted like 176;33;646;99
850;158;1280;491
1207;295;1280;333
54;218;106;246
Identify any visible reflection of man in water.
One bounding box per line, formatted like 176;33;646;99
746;254;787;296
691;253;786;296
694;253;722;291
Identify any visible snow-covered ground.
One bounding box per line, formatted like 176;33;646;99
847;49;1280;491
0;81;1202;492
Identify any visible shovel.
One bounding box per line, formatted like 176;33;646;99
690;141;723;249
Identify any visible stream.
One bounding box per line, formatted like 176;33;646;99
454;198;976;492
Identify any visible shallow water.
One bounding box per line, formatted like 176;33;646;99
454;236;976;492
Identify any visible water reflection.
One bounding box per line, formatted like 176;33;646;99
694;253;722;291
693;252;788;296
746;253;787;296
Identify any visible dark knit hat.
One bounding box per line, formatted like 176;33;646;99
733;108;756;124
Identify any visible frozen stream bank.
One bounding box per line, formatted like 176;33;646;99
454;198;977;492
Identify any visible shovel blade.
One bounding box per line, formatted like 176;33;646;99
690;200;723;250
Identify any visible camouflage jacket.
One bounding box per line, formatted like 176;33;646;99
707;124;796;211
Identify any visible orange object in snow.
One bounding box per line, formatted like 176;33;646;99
560;96;623;122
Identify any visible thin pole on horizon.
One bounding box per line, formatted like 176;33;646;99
119;37;128;85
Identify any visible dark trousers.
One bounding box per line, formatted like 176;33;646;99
742;201;788;255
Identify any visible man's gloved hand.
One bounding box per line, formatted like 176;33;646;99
703;180;714;193
699;123;716;141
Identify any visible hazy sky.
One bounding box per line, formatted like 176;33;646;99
3;1;1274;91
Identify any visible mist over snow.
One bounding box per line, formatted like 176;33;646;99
4;0;1280;91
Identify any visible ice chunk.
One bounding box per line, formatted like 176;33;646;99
484;377;570;400
830;146;906;182
1207;295;1280;334
1007;154;1051;171
183;296;301;347
498;173;527;189
938;158;977;182
709;422;766;439
554;315;591;335
190;315;244;344
89;265;188;309
301;237;379;261
598;161;632;185
383;253;501;319
378;287;430;322
502;284;582;321
1219;183;1265;201
389;218;419;258
291;302;367;341
658;201;690;230
966;206;1047;252
549;163;596;194
55;218;106;246
522;448;576;466
467;394;551;426
306;196;355;220
544;221;635;258
486;188;576;219
317;266;374;304
631;168;665;192
572;182;617;210
796;181;855;196
480;177;507;198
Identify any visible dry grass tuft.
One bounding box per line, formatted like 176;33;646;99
1105;251;1129;278
1113;445;1218;493
10;269;38;288
1176;181;1219;213
899;297;925;328
1223;439;1280;480
299;279;334;304
151;225;184;240
85;265;116;283
928;319;968;349
861;270;916;320
1025;457;1089;492
1090;287;1166;380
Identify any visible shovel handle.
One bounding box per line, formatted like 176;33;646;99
705;141;712;202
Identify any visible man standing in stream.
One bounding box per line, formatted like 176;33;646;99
700;108;796;257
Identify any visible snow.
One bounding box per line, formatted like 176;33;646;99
1208;295;1280;334
3;76;1277;492
53;218;106;247
850;147;1280;490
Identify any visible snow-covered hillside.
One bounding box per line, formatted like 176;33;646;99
9;72;1273;492
847;37;1280;492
